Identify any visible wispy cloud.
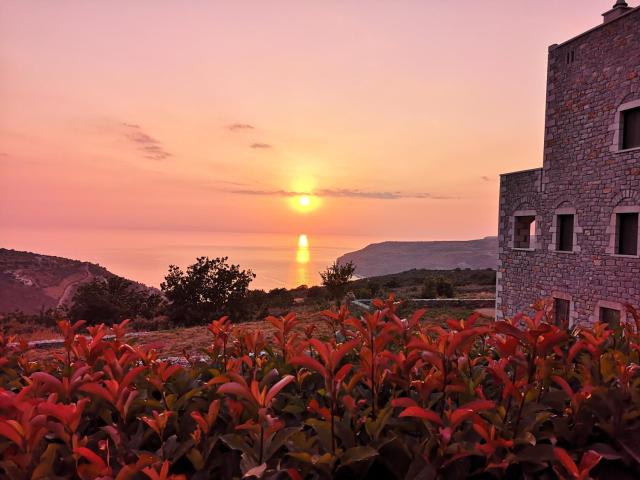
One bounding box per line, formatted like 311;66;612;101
122;123;172;161
229;187;455;200
480;175;492;182
227;123;255;131
250;142;271;149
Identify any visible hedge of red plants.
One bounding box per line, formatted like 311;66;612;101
1;297;640;479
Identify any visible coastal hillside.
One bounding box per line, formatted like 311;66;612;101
0;248;150;315
338;236;498;277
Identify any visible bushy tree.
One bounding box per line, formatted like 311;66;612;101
421;276;455;298
305;285;328;304
436;277;455;298
161;256;255;325
421;277;438;298
266;288;294;309
70;276;163;325
320;260;356;304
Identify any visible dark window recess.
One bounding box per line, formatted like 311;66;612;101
514;216;535;249
599;307;621;329
623;107;640;150
566;49;575;64
616;213;639;255
554;298;570;327
556;214;575;252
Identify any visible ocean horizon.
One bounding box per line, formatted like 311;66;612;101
1;227;385;290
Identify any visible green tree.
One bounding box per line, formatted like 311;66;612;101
161;256;255;325
70;277;163;325
421;277;438;298
320;260;356;304
436;277;455;298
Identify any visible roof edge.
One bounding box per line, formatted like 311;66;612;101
549;5;639;51
500;167;543;177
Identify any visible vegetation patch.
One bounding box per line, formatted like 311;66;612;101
1;298;639;478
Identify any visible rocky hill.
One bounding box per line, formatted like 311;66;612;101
0;249;149;315
337;236;498;277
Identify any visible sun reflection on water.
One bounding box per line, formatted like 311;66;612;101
295;234;310;286
296;234;310;263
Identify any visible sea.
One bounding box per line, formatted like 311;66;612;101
1;228;382;290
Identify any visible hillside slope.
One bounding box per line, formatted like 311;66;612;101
337;236;498;277
0;249;147;315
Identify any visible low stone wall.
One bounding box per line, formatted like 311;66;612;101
352;298;495;311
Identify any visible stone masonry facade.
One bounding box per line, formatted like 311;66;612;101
497;3;640;326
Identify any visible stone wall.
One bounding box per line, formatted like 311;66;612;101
497;7;640;325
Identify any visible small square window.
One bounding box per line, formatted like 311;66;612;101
599;307;621;329
616;212;638;256
514;216;535;249
556;214;574;252
622;107;640;150
554;298;570;327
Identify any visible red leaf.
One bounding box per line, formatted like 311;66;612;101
495;322;529;346
0;420;23;447
217;382;255;405
458;399;495;413
554;447;579;479
391;397;418;408
399;406;443;425
289;355;327;378
578;450;602;475
75;446;108;470
265;375;294;406
551;376;574;399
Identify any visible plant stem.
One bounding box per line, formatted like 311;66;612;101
259;424;264;464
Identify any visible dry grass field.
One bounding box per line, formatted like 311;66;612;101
20;305;482;362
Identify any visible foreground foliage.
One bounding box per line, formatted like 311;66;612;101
1;299;640;479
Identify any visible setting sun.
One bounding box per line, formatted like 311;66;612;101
298;195;311;208
289;194;320;213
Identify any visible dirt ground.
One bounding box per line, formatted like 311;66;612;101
18;306;484;363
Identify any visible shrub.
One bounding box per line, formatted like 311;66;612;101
161;256;255;325
70;277;164;325
306;285;328;302
266;288;295;309
420;277;455;298
320;261;356;304
2;300;640;478
435;277;455;298
421;278;438;298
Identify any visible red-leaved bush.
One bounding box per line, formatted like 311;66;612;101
1;298;640;479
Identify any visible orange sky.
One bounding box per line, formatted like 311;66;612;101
0;1;618;241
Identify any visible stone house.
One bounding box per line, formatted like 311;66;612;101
496;1;640;326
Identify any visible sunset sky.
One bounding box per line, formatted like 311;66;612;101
0;0;617;242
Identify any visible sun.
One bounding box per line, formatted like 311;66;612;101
298;195;311;208
289;194;320;213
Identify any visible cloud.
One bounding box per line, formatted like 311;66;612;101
480;175;492;182
122;123;172;161
250;142;272;149
227;123;255;131
229;187;455;200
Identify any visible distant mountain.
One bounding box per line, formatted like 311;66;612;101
337;236;498;277
0;248;153;315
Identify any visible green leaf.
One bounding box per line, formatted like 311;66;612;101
187;448;205;471
31;444;58;480
263;426;301;463
221;434;256;459
339;446;378;468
